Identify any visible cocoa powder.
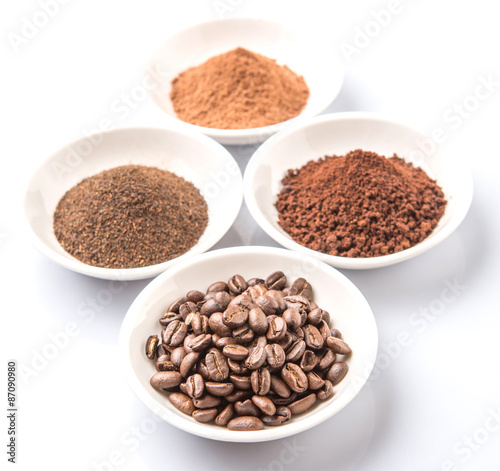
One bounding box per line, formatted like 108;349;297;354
170;47;309;129
275;150;447;258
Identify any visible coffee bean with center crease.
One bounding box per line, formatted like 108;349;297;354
233;325;254;344
200;298;224;316
317;380;334;400
227;359;248;375
244;346;266;370
318;320;331;341
303;324;324;350
208;312;232;337
227;416;264;431
191;314;209;335
228;274;247;295
222;344;249;361
228;294;254;310
145;335;159;359
222;306;249;329
300;350;317;372
204;291;232;310
169;392;195;415
179;301;197;320
159;312;182;327
215;403;235;426
262;406;292;426
265;343;286;368
234;399;260;417
216;336;237;349
269;392;298;406
168;296;187;314
247;277;264;287
281;363;308;393
248;307;268;335
267;290;286;312
150;371;182;389
185;373;205;398
162;320;188;348
205;382;234;396
252;395;276;416
192;408;219;423
188;334;213;352
286;339;306;363
267;317;287;342
207;281;228;293
288;393;317;415
251;367;271;395
326;336;352;355
327;362;349;386
256;294;280;316
193;394;221;409
156;354;176;372
317;348;336;371
284;295;310;312
265;271;287;290
248;284;268;301
205;348;230;381
307;371;325;390
179;351;200;377
289;277;312;300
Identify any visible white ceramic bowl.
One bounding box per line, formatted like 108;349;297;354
244;113;473;270
24;127;243;280
119;246;377;443
146;18;344;145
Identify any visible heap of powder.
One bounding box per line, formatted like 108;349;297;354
53;165;208;269
275;150;447;258
170;47;309;129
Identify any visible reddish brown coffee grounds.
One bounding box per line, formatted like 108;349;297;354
170;47;309;129
275;150;447;258
53;165;208;269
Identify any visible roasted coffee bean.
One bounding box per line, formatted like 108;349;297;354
227;416;264;431
233;325;254;344
278;332;294;351
186;289;205;303
244;346;266;370
205;348;230;381
225;389;253;403
248;307;268;335
251;367;271;395
230;374;252;390
317;380;334;400
191;314;209;335
286;339;306;362
179;301;198;320
303;324;324;350
234;399;260;417
205;382;234;397
270;375;291;398
179;382;188;394
185;373;205;399
326;336;352;355
150;371;182;389
197;359;210;379
307;371;325;390
267;317;287;342
200;298;224;316
247;335;267;354
267;290;286;312
247;284;268;301
265;343;286;369
262;406;292;426
288;393;317;415
228;294;254;310
247;277;264;287
300;350;317;372
156;343;169;357
283;295;310;312
208;312;232;337
289;277;312;299
292;326;305;339
188;334;213;352
269;392;298;406
211;333;220;346
183;334;195;353
227;359;248;375
159;312;182;327
307;308;323;326
204;291;232;310
168;296;187;313
216;336;237;349
283;308;302;329
145;335;159;359
156;354;176;372
179;351;200;377
192;408;219;423
207;281;228;293
169;392;195;415
330;328;342;338
162;320;188;348
222;344;249;360
281;363;308;393
215;404;234;426
327;362;349;386
170;346;187;368
265;271;287;290
317;348;336;371
193;394;221;409
256;294;280;316
228;274;247;295
318;320;331;341
222;305;249;328
252;395;276;416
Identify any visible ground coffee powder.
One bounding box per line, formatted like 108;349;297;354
170;47;309;129
53;165;208;268
275;150;447;258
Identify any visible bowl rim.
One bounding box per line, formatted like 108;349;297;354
146;17;344;144
243;111;474;270
23;125;244;280
118;245;378;442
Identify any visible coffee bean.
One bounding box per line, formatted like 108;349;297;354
156;343;169;357
289;278;312;300
171;346;187;368
307;371;325;390
300;350;317;372
150;371;182;389
283;295;310;312
145;335;159;359
330;328;342;338
248;307;268;335
244;346;266;370
252;395;276;416
185;374;205;398
317;349;336;371
197;359;210;379
307;308;323;326
269;392;297;406
225;389;252;403
183;333;195;353
188;334;213;352
283;308;302;329
179;301;198;320
191;314;209;335
267;290;286;312
207;281;229;293
251;367;271;395
267;317;287;342
265;271;287;290
205;348;230;381
193;394;221;409
326;362;349;386
292;326;304;339
270;375;291;398
265;343;286;369
200;298;224;316
168;296;187;314
205;382;234;397
159;312;182;327
286;339;306;362
234;399;260;417
227;416;264;431
228;274;247;295
222;344;249;361
204;291;232;310
228;294;254;310
318;320;331;341
317;380;334;400
179;382;188;395
326;336;352;355
288;393;317;415
208;312;232;337
233;325;254;344
223;306;249;328
278;332;294;351
192;408;219;423
230;374;252;390
169;392;195;415
179;352;200;377
215;404;235;426
156;354;176;372
262;406;292;426
227;359;248;375
247;277;264;287
247;284;268;302
256;294;279;316
215;336;237;349
186;289;205;303
162;321;188;348
303;324;324;350
281;363;308;393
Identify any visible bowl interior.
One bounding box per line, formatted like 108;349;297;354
244;114;473;269
24;127;243;280
120;246;377;442
147;18;343;144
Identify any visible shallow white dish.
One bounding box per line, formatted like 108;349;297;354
119;246;377;443
24;127;243;280
146;18;344;145
244;113;473;270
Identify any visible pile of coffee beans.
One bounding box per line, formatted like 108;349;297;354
145;271;352;431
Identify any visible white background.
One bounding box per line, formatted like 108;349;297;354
1;1;500;470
